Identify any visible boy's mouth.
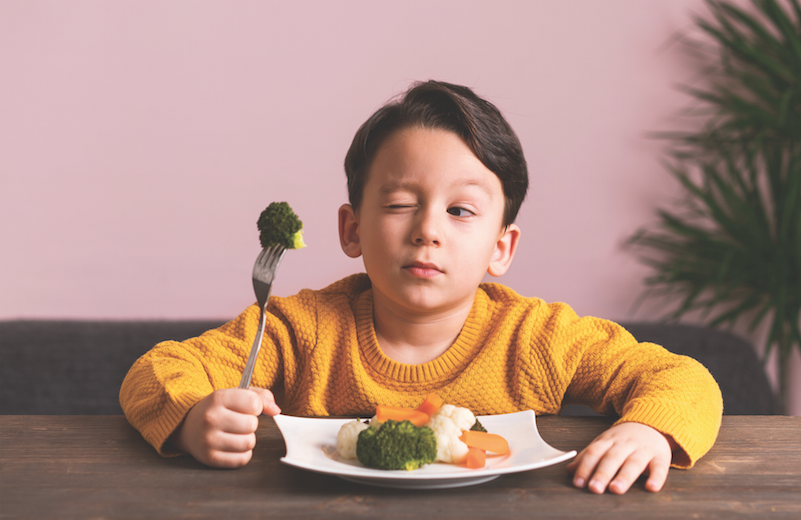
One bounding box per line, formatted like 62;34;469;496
403;261;442;278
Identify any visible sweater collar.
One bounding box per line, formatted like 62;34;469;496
355;288;487;384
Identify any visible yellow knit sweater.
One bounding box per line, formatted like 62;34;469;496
120;273;722;467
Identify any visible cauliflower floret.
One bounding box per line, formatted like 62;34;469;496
425;404;476;464
336;420;369;460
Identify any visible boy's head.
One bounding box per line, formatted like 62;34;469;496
344;80;528;228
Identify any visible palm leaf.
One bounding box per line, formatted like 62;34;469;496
628;0;801;412
759;0;801;58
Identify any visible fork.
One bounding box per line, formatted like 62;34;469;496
238;244;287;389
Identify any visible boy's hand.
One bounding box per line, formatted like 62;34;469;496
169;387;281;468
566;422;675;494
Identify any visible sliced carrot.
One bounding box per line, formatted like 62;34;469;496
375;405;429;427
465;446;486;469
414;394;444;417
460;430;509;455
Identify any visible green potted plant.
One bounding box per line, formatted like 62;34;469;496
627;0;801;412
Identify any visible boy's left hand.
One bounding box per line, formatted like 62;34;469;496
566;422;675;494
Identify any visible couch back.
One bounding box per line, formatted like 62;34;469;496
0;320;777;415
1;320;224;415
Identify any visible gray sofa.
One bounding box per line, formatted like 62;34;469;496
0;320;778;415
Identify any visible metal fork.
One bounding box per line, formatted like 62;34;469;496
238;244;287;389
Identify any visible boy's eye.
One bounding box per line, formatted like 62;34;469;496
447;207;474;217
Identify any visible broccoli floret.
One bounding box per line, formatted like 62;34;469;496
470;419;487;432
356;419;437;471
257;202;306;249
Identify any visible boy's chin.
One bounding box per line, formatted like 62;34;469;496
382;288;475;316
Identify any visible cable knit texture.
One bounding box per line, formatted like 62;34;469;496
120;274;722;468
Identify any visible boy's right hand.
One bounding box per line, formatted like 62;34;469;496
169;387;281;468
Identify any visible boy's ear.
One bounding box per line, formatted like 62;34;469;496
487;223;520;277
338;204;362;258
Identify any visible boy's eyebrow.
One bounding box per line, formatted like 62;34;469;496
459;178;496;199
379;178;497;199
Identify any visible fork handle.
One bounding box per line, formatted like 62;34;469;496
238;305;268;389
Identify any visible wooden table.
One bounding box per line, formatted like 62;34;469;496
1;415;799;519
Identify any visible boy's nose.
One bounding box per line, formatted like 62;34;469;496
412;210;441;246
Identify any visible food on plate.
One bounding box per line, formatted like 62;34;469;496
460;430;509;455
336;419;370;460
355;419;437;471
426;404;476;464
375;405;429;427
257;201;306;250
335;394;509;470
414;393;444;416
465;446;486;469
470;418;487;432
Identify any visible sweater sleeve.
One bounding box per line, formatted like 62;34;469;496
119;304;284;456
538;303;723;469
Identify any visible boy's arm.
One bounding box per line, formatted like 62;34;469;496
119;304;282;456
167;386;281;468
557;323;723;470
527;303;722;486
544;313;722;494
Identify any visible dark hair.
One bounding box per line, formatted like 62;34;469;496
344;80;528;227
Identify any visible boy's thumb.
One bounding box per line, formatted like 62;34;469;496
249;386;282;416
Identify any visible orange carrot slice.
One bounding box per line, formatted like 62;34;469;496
465;446;486;469
415;394;444;417
375;405;429;427
460;430;509;454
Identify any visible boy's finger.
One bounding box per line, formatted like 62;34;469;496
221;388;263;415
217;409;260;435
586;446;635;494
607;453;650;495
569;441;609;488
249;386;282;416
644;457;670;492
204;447;254;469
208;430;258;453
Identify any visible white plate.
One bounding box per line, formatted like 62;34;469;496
273;410;576;489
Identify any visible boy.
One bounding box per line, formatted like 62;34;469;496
120;80;722;495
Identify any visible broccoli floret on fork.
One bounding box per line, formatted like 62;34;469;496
257;202;306;250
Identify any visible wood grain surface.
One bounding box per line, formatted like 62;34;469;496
1;415;799;519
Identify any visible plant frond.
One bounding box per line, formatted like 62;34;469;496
630;0;801;411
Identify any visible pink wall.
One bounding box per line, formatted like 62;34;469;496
2;0;798;413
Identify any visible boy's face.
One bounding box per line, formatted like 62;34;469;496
339;127;519;318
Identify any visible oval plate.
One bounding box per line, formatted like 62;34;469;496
273;410;576;489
